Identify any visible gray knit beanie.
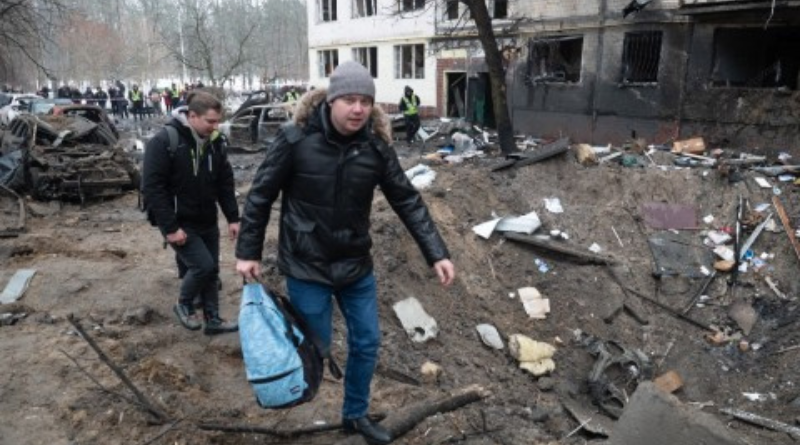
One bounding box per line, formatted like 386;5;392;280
326;61;375;103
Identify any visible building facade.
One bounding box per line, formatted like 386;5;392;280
511;0;800;148
306;0;513;119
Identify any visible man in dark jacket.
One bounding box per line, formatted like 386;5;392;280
235;61;455;445
142;91;240;335
398;85;421;144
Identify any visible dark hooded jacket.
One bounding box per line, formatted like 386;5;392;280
236;89;449;288
142;107;239;235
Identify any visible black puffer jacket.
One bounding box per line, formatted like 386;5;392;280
142;111;239;234
236;89;449;288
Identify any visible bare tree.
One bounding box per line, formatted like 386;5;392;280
147;0;259;87
395;0;518;154
457;0;516;154
0;0;68;88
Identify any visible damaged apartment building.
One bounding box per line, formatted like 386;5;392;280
306;0;514;121
514;0;800;148
308;0;800;148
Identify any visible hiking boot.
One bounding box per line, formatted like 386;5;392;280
204;316;238;335
173;303;202;331
343;416;392;445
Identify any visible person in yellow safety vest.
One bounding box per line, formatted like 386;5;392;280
129;84;145;121
170;83;181;110
398;85;421;144
284;87;300;103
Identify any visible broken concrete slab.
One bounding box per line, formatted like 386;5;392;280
393;297;438;343
608;382;747;445
0;269;36;304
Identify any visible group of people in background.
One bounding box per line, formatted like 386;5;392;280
45;80;208;121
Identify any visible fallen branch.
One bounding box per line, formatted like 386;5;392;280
67;315;169;424
200;414;387;438
139;418;185;445
773;344;800;355
773;196;800;266
721;408;800;437
605;269;713;332
504;232;618;265
333;384;491;445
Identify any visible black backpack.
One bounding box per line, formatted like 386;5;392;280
139;126;179;226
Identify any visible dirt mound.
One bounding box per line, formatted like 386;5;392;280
1;146;799;444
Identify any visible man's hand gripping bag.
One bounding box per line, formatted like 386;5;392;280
239;283;341;409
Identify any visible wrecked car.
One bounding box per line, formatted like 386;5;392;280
51;104;119;140
219;91;290;148
0;113;138;203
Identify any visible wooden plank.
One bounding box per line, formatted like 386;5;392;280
773;195;800;266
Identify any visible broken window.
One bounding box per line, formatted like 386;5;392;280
318;49;339;78
444;0;459;20
353;47;378;77
353;0;376;17
527;36;583;84
493;0;508;19
711;27;800;89
621;31;662;84
399;0;424;12
395;44;425;79
319;0;337;22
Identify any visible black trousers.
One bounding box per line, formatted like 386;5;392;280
171;224;220;317
404;114;421;143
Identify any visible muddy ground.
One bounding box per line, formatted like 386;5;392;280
1;125;800;445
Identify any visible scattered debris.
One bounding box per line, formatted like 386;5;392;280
0;269;36;304
392;297;438;343
720;408;800;438
582;333;653;418
672;137;706;155
476;323;504;349
508;334;556;377
518;287;550;319
544;198;564;214
653;370;684;394
472;211;541;239
490;137;570;172
420;361;443;384
404;164;436;190
504;232;618;265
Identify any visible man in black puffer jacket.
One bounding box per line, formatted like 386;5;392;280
236;62;455;445
143;91;240;336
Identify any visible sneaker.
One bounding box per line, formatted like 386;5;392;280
173;303;202;331
204;316;238;335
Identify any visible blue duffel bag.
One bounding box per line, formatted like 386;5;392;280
239;282;341;409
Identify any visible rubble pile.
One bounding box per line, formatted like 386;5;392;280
0;113;138;203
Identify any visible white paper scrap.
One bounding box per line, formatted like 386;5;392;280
754;177;772;189
544;198;564;214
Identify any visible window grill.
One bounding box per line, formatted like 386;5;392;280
622;31;662;84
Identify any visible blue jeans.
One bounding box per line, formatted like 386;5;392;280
286;272;380;420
